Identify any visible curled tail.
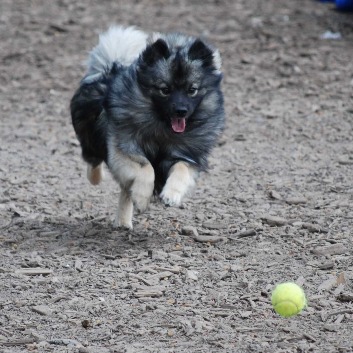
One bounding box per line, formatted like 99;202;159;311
83;26;148;84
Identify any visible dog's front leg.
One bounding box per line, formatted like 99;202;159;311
116;187;134;229
160;161;198;207
108;149;155;229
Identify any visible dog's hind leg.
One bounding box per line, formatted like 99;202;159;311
160;161;199;207
87;163;104;185
114;188;133;229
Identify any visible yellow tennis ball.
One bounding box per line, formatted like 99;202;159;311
271;282;307;318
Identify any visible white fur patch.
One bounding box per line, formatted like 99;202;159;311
84;26;148;83
212;50;222;73
160;162;198;207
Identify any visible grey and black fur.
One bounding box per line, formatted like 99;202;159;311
71;26;225;229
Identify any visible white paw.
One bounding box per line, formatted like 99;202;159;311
160;187;183;207
113;217;133;230
131;181;153;213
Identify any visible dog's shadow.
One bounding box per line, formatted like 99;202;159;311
2;211;171;259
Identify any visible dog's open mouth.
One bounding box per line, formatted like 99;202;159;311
171;117;186;133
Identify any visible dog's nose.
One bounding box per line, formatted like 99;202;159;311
175;108;188;118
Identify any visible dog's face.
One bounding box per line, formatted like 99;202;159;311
137;36;222;133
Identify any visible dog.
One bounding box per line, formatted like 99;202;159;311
71;26;225;229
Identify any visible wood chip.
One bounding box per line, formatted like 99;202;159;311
32;305;53;316
193;235;227;243
285;197;307;205
334;314;345;324
302;333;316;342
181;226;198;237
128;273;154;286
179;225;226;243
337;292;353;302
154;266;181;274
149;271;174;280
74;259;84;272
15;268;53;276
333;283;345;296
336;272;347;285
229;229;257;239
268;190;282;200
312;244;346;256
0;338;36;346
239;311;252;318
261;215;288;226
232;326;262;332
134;290;164;298
47;339;83;347
317;276;337;292
323;324;338;332
211;311;232;317
320;308;353;322
186;270;198;281
318;261;335;270
202;221;227;230
302;223;328;233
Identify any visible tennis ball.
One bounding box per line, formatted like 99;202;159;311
271;282;307;318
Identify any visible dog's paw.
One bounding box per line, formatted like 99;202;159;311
160;187;183;207
113;217;133;230
131;189;152;213
87;164;104;185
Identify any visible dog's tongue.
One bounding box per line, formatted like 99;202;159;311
171;118;186;133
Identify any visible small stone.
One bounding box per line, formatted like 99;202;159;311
186;270;198;281
81;319;91;329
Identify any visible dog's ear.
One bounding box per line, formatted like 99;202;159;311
188;39;221;72
141;39;170;66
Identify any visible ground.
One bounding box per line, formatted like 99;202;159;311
1;0;353;352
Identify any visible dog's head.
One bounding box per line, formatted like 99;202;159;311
137;34;222;133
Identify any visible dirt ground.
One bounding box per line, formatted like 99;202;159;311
1;0;353;352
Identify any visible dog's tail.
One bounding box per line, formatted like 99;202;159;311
83;26;148;84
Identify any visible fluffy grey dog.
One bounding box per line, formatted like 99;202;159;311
71;26;225;229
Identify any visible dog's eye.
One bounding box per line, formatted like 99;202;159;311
188;87;198;97
159;87;171;97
